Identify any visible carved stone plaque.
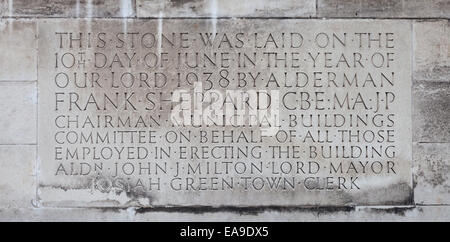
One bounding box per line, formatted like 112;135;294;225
38;19;412;207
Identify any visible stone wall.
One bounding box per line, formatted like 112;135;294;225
0;0;448;221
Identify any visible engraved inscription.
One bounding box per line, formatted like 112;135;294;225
38;19;412;206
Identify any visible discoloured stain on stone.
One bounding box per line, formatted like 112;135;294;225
367;206;416;216
318;0;450;18
351;182;414;205
135;206;356;216
414;143;450;205
1;0;136;17
319;0;402;17
0;205;448;221
137;0;316;17
169;0;198;8
38;175;157;207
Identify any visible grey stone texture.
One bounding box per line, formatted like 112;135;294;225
0;145;36;208
414;143;450;205
410;19;450;208
318;0;450;18
0;82;37;144
0;206;448;221
2;0;449;18
0;0;136;17
414;20;449;83
136;0;316;18
0;19;37;81
412;81;450;143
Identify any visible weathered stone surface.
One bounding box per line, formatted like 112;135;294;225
0;208;131;222
310;206;450;222
0;206;449;221
0;0;135;17
414;20;449;82
0;19;36;81
414;143;450;205
37;19;413;207
0;83;37;144
137;0;316;17
318;0;450;18
0;1;7;16
0;146;36;209
413;81;450;143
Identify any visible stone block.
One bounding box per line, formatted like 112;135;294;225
318;0;450;18
137;0;316;17
413;81;450;142
37;19;413;207
1;0;136;17
414;20;449;82
0;19;37;81
0;145;36;208
414;143;450;205
0;82;37;144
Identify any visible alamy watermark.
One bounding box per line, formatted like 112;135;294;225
170;82;280;136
